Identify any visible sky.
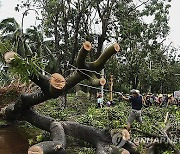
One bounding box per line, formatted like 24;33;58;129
0;0;180;54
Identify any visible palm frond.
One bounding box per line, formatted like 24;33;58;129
0;18;20;34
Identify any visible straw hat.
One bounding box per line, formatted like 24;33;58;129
130;89;140;94
158;94;163;98
168;94;172;98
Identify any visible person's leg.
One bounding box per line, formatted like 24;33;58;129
127;111;135;131
136;111;143;124
98;103;100;108
126;123;131;131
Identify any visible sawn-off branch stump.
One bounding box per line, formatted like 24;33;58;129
0;41;140;154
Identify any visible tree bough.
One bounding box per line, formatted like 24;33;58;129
0;41;139;153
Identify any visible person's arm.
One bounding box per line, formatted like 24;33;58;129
117;92;130;102
122;95;130;102
159;99;163;106
142;97;146;106
166;99;170;107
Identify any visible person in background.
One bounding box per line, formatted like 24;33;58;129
167;94;176;106
145;94;152;107
157;94;163;106
149;93;154;105
154;94;159;106
120;89;144;131
97;93;103;108
162;94;168;107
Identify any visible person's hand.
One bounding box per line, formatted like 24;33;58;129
122;95;125;99
117;92;122;96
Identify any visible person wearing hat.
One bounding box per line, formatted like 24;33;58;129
121;89;143;130
167;94;176;106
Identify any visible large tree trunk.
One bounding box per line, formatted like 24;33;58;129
25;109;138;154
2;42;137;154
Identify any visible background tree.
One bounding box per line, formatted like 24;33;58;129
1;0;179;93
0;0;180;153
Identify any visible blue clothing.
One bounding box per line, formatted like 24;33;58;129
97;98;103;104
129;95;143;110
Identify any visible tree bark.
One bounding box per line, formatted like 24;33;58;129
24;109;138;154
1;41;126;154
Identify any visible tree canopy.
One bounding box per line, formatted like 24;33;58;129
0;0;179;93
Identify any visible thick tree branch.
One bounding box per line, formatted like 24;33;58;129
88;43;120;71
89;73;106;86
24;109;139;154
76;41;92;68
1;41;125;154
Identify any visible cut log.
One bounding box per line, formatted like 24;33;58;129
24;110;139;154
110;146;130;154
99;77;106;86
83;41;92;51
113;43;121;52
76;41;92;68
91;77;106;86
4;51;17;63
89;43;121;71
111;129;130;147
50;73;66;94
122;129;130;140
50;122;66;148
121;149;130;154
28;141;65;154
28;145;43;154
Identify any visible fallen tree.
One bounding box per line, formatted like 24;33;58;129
0;41;140;154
